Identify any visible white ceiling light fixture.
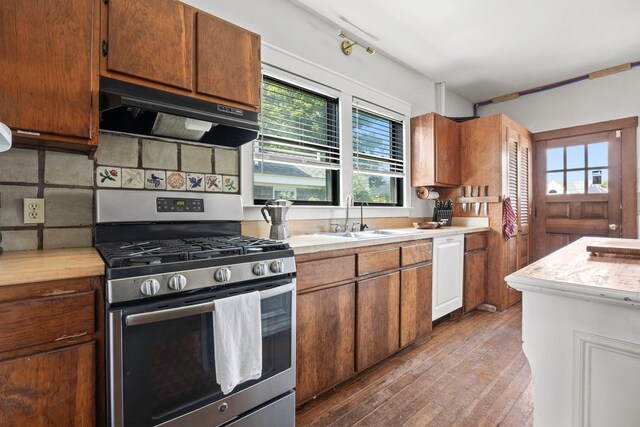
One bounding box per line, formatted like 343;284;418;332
338;30;375;56
0;122;11;152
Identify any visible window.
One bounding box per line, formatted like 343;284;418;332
352;104;404;205
254;77;340;205
545;141;609;195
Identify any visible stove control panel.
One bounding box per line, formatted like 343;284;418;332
156;197;204;213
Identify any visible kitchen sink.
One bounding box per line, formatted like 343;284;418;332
367;229;419;236
314;229;418;240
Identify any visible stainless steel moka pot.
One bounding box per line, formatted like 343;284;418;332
261;199;292;240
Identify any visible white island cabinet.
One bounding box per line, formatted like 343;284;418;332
506;237;640;427
432;234;464;320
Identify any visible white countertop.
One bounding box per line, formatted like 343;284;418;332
506;237;640;306
286;225;490;255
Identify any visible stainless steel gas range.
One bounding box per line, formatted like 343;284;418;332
95;190;296;427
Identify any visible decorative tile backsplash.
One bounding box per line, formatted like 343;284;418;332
0;133;241;251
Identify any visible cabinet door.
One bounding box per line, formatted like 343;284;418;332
506;127;520;236
434;114;461;186
296;284;355;403
432;235;464;320
463;249;487;313
518;134;532;235
400;264;432;347
0;0;95;140
0;342;95;426
410;113;460;187
106;0;194;90
196;13;261;108
356;272;400;371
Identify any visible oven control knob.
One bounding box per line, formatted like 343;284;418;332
270;260;285;274
214;267;232;283
168;274;187;291
253;262;268;276
140;279;160;296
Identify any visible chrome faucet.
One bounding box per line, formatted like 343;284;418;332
344;194;353;232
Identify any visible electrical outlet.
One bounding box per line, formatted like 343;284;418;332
23;198;45;224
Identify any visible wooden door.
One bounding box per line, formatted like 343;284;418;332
534;131;623;259
356;272;400;371
106;0;194;90
196;13;261;108
296;284;355;403
0;342;95;426
400;264;432;347
463;249;487;313
435;114;461;186
0;0;95;140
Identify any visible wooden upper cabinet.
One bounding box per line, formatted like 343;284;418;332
411;113;461;187
196;13;261;108
105;0;194;90
0;0;96;148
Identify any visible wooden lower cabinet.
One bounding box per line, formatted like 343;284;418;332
463;249;487;313
356;272;400;371
0;342;95;426
0;276;103;426
296;283;355;403
400;264;432;347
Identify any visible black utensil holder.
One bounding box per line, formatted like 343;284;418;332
433;208;452;226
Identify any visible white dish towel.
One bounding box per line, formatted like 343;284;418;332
213;291;263;395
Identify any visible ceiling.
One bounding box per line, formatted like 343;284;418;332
291;0;640;103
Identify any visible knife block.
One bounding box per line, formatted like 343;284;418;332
432;208;452;226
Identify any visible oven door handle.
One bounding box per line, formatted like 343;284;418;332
124;281;295;326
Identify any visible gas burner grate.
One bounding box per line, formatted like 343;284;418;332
96;236;290;268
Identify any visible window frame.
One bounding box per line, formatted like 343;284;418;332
351;102;405;207
253;74;341;206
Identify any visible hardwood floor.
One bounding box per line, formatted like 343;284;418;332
296;303;533;426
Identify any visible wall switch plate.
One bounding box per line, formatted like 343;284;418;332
23;198;45;224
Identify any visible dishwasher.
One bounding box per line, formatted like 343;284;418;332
432;235;464;320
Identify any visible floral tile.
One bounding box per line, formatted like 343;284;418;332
222;175;238;193
96;167;121;188
167;171;187;191
187;173;205;192
205;174;223;192
121;168;144;189
145;170;166;190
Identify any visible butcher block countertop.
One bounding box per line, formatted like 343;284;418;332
0;248;105;287
506;237;640;305
286;225;490;255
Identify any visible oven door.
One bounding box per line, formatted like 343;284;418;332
108;278;296;427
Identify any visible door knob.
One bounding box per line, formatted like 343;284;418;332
609;224;618;231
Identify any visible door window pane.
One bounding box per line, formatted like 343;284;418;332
566;145;584;169
588;169;609;193
566;170;585;194
588;142;608;167
546;172;564;194
546;147;563;171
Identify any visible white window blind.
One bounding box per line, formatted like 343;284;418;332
352;103;404;177
254;77;340;170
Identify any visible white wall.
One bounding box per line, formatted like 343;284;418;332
182;0;473;220
183;0;473;118
479;67;640;233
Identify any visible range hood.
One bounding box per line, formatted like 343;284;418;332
99;77;259;147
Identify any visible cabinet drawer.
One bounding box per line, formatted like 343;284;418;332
0;291;95;354
296;255;356;292
465;233;488;252
401;241;433;266
358;248;400;276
